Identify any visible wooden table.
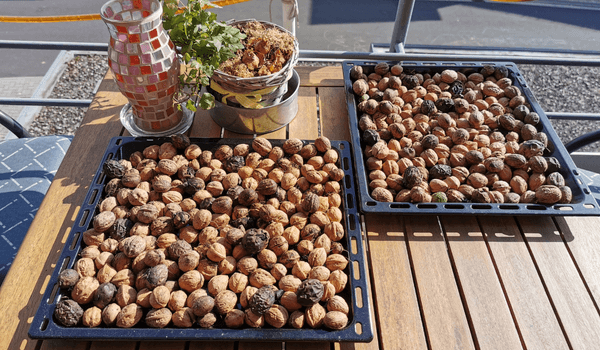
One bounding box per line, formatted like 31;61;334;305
3;65;600;350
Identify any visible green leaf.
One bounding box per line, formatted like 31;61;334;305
199;93;215;110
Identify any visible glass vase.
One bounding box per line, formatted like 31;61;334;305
100;0;193;136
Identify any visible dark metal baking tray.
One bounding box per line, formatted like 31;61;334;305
343;60;600;216
29;136;373;342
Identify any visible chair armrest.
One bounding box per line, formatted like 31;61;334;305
0;109;32;138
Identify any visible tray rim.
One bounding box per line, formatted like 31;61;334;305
343;59;600;216
28;136;374;342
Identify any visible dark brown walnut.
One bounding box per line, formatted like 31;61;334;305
54;299;84;327
173;211;191;229
108;218;134;241
249;286;276;315
528;156;548;174
170;134;191;150
296;279;324;307
120;235;146;258
151;216;174;237
301;192;320;213
168;239;192;260
256;179;278;196
520;140;545;159
184;177;205;195
58;269;80;289
403;166;423;188
103;159;126;179
242;228;270;255
145;264;169;289
238;188;259;207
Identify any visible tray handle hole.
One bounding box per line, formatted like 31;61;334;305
355;322;363;335
584;188;590;194
70;231;81;251
555;206;573;211
527;205;548;211
471;204;492;210
390;203;411;209
47;283;60;305
79;210;90;228
355;287;363;308
115;138;123;145
444;204;465;210
349;214;357;231
351;237;358;255
343;157;350;171
346;193;355;210
353;260;360;280
40;318;49;331
573;169;580;176
366;201;378;207
499;205;520;210
584;203;596;209
88;189;98;205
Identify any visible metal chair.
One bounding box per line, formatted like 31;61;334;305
0;110;72;285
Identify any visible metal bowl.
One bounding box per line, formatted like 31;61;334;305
208;69;299;135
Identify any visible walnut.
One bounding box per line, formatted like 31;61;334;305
324;311;348;330
115;303;143;328
536;185;562;204
71;276;100;305
178;270;204;293
265;304;289;328
329;270;348;293
82;306;102;328
305;302;326;328
249;268;277;288
54;299;84;327
214;290;238;314
252;137;273;156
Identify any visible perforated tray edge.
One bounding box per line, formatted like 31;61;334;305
343;60;600;216
29;137;374;342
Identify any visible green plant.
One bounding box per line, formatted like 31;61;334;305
162;0;245;111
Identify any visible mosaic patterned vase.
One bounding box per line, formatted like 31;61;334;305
100;0;192;136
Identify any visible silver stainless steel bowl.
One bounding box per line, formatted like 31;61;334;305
209;69;299;135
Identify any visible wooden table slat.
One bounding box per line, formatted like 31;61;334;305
554;216;600;305
318;87;351;142
363;214;423;350
297;66;344;87
288;87;319;140
139;341;187;350
39;340;90;350
441;216;522;350
479;216;569;350
405;216;476;350
518;216;600;348
189;342;236;350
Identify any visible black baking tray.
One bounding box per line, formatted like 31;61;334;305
29;136;373;342
343;60;600;216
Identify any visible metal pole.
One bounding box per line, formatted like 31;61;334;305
281;0;297;37
389;0;416;53
0;98;92;107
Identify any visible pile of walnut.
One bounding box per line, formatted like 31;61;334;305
350;63;572;205
54;135;351;331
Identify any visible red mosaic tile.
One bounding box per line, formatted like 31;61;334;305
116;25;128;33
129;55;140;65
151;39;161;50
128;34;141;43
140;66;152;75
115;74;124;82
158;72;168;81
133;0;142;8
146;84;157;93
150;28;158;38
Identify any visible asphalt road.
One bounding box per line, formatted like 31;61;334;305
0;0;599;78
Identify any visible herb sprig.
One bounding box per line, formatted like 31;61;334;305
162;0;245;111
